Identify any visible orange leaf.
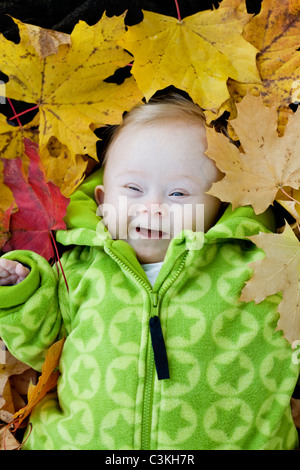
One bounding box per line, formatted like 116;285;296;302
10;337;65;431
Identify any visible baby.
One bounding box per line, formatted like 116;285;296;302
0;93;299;450
94;94;222;267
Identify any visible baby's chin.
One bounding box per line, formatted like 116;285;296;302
127;237;171;264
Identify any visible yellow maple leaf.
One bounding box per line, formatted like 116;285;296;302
118;3;260;111
16;19;71;58
0;113;39;162
0;113;87;197
40;136;89;197
240;223;300;345
206;94;300;214
0;14;143;160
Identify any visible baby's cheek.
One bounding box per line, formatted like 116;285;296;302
203;196;222;232
171;204;204;234
100;203;128;240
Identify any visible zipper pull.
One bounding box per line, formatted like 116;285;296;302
150;294;170;380
152;292;158;308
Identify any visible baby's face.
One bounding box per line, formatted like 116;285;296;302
95;121;221;263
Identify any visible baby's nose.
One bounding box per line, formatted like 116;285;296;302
150;203;164;216
139;203;165;216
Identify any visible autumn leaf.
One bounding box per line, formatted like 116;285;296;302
276;188;300;223
0;14;143;160
240;223;300;345
0;340;37;450
118;3;260;111
10;337;65;432
1;138;69;260
0;426;20;450
0;112;87;198
0;204;13;251
0;160;16;250
291;398;300;429
243;0;300;110
222;0;300;135
0;340;31;413
0;112;39;162
40;136;90;197
16;18;71;58
206;93;300;214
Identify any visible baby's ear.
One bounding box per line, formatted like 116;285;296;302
94;185;105;206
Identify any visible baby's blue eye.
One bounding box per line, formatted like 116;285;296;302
170;191;185;197
128;186;141;192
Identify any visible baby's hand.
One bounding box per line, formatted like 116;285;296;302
0;259;30;286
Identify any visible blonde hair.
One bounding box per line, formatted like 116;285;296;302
102;93;207;166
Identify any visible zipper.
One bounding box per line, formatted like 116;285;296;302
106;246;187;449
141;291;160;450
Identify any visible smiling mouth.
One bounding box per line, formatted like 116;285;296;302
136;226;168;239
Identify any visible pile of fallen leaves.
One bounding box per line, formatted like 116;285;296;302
0;338;64;450
1;0;300;448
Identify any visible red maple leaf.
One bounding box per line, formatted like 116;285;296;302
1;138;69;261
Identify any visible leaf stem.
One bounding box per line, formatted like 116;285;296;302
7;98;22;128
9;104;39;122
174;0;182;21
50;230;69;293
17;423;33;449
280;187;300;206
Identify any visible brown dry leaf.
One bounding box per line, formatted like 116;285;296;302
291;398;300;428
10;369;38;413
0;409;14;424
243;0;300;110
206;93;300;214
16;19;71;58
240;223;300;345
0;343;37;450
223;0;300;135
276;188;300;223
224;85;296;139
0;425;20;450
11;337;65;431
0;340;31;412
2;380;14;414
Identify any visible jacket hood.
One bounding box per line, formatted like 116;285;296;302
56;168;276;249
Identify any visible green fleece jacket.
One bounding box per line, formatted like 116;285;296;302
0;168;299;450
